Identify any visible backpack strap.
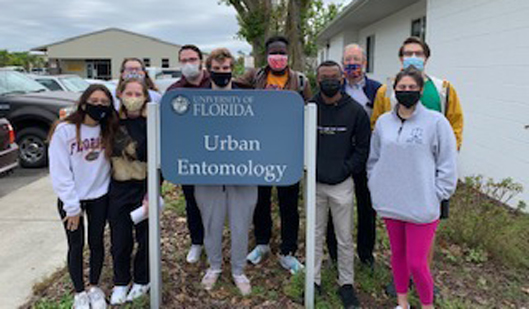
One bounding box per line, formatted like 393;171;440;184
297;72;306;95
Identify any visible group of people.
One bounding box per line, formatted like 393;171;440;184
49;34;462;309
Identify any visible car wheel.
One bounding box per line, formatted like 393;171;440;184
17;127;48;168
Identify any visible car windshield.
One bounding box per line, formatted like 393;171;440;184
60;76;89;92
0;71;47;95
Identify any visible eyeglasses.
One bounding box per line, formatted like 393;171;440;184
123;67;143;73
402;51;425;58
180;57;199;64
87;99;111;105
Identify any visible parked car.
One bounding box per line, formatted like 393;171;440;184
0;66;27;73
0;70;80;167
29;74;89;92
0;117;18;176
30;67;48;75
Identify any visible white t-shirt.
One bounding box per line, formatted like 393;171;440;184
49;123;111;216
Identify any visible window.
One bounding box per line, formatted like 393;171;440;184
36;79;63;91
366;35;375;73
162;58;169;68
411;17;427;41
143;58;151;67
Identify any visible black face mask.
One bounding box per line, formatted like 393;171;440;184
85;104;111;122
319;79;342;98
210;71;232;88
395;91;421;108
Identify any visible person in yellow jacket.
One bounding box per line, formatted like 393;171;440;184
372;36;464;299
371;36;463;150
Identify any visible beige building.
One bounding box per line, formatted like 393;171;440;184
31;28;182;80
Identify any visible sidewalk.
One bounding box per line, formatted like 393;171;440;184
0;176;65;309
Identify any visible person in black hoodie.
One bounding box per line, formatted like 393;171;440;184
312;60;371;309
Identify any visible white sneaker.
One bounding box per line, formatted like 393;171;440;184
201;268;222;291
395;305;410;309
233;274;252;296
126;283;150;302
110;285;129;305
246;245;270;265
186;244;203;263
73;291;90;309
87;286;107;309
279;254;304;274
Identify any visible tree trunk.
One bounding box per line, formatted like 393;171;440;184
286;0;305;72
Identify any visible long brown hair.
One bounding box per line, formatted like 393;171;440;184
117;78;150;118
117;58;158;94
48;84;119;158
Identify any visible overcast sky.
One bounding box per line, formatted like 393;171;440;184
0;0;349;55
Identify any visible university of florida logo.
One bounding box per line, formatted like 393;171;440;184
172;95;190;115
406;127;424;145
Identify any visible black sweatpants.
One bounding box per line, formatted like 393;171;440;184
58;194;108;293
183;185;204;245
252;182;300;255
108;180;149;286
327;170;376;263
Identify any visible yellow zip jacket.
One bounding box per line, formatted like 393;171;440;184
370;76;463;150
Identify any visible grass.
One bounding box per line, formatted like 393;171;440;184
439;175;529;269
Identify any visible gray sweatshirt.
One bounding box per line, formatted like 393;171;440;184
367;103;458;223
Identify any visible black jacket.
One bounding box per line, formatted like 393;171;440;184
312;91;371;185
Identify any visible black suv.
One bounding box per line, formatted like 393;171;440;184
0;70;80;167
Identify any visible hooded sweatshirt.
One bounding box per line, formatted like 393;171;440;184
49;122;110;216
313;92;371;185
367;103;457;223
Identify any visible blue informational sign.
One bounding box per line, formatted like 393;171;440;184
160;89;304;185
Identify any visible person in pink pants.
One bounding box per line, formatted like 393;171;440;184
367;68;458;308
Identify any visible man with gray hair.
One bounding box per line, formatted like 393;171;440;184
326;43;381;268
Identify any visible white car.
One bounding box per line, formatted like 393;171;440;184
29;74;89;92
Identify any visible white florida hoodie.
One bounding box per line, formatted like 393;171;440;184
49;122;110;216
367;103;458;223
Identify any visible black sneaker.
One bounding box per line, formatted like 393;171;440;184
385;281;397;297
338;284;360;309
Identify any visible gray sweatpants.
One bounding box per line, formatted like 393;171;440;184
315;177;355;286
195;185;257;276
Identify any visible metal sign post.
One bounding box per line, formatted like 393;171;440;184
304;103;317;309
147;102;162;308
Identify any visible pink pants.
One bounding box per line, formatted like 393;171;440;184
384;218;439;305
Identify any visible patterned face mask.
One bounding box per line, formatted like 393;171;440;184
267;54;288;72
123;71;145;81
121;96;145;112
344;64;363;79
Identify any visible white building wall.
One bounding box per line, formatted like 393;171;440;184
327;33;345;63
427;0;529;207
358;0;426;82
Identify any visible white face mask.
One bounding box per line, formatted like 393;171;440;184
122;96;145;112
182;63;201;79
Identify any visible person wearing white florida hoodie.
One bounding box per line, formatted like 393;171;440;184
49;84;118;309
367;68;457;309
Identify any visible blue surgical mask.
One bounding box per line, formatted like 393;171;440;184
403;56;425;71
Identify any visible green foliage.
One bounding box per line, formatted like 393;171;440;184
301;0;342;58
439;175;529;269
0;50;45;70
32;295;73;309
